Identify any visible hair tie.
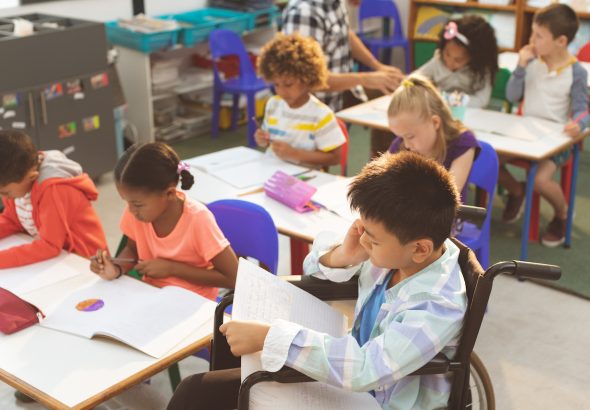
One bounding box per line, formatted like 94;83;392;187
177;162;190;175
443;21;469;46
402;78;414;88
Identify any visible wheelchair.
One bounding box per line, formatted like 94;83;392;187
206;206;561;410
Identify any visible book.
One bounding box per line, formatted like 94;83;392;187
311;177;359;222
0;235;216;359
186;147;310;189
232;258;380;409
40;275;216;358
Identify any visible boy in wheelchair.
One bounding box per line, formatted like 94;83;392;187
169;152;469;409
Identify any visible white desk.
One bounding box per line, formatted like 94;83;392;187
0;239;212;409
185;166;352;243
336;95;583;261
499;51;590;87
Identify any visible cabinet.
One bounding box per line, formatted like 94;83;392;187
0;13;117;178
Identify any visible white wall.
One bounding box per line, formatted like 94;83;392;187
0;0;206;21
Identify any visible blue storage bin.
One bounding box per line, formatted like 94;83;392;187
173;8;250;35
105;21;179;53
158;13;216;47
243;6;280;31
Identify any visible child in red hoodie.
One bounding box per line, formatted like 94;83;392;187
0;130;107;268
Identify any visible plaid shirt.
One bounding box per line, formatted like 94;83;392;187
261;234;468;410
282;0;353;111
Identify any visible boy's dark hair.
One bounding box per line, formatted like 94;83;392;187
258;33;328;90
348;152;459;249
438;15;499;88
534;4;579;43
0;130;38;186
115;142;194;192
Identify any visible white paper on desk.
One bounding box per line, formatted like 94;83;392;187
40;276;216;358
214;157;309;189
370;95;392;112
233;259;378;410
465;109;567;142
311;178;359;222
0;235;82;296
185;146;263;172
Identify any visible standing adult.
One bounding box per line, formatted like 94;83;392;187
282;0;405;156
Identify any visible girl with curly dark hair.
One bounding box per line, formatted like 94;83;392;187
416;15;499;108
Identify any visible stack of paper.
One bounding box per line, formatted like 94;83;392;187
311;178;359;222
232;259;380;410
186;147;310;189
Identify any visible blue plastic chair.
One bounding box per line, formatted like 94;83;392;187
456;141;498;269
209;30;271;147
208;199;279;275
358;0;410;73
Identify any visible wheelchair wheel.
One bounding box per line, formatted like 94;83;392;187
468;351;495;410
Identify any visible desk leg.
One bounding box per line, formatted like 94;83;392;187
565;143;580;248
290;239;309;275
521;162;539;260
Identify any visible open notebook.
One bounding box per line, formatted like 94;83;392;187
232;258;380;410
39;276;216;358
185;146;310;189
0;235;216;358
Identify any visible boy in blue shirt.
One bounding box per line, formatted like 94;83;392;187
168;152;468;410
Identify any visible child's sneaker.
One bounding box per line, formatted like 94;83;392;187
502;183;525;224
541;217;566;247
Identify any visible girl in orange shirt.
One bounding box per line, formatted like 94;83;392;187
90;142;238;300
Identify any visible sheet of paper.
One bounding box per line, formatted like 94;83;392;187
233;259;370;410
464;109;567;142
311;178;359;222
214;157;310;189
40;276;216;358
185;146;263;173
0;235;84;296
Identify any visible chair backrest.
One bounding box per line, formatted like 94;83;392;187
209;29;258;84
448;238;491;408
208;199;279;274
467;141;498;228
491;67;511;101
577;41;590;62
336;118;349;176
359;0;404;38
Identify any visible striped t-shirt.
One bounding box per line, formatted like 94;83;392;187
262;95;346;156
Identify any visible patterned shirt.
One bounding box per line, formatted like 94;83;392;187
263;95;346;156
282;0;353;111
15;193;39;238
261;233;468;410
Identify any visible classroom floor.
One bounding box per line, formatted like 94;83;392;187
2;126;590;409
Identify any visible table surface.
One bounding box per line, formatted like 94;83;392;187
336;95;580;161
184;163;353;243
0;243;212;410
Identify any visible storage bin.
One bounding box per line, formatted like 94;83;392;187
172;8;249;35
105;21;179;53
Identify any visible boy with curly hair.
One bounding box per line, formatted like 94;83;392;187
255;33;346;168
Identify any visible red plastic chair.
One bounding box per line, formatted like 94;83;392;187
336;118;350;176
577;41;590;62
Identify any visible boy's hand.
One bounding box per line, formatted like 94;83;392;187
135;259;173;279
563;121;581;138
255;128;270;147
271;141;299;163
90;250;121;281
518;44;536;67
341;219;370;265
219;320;271;356
321;220;369;267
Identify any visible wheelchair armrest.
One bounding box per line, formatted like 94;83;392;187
409;353;450;375
283;275;359;301
238;367;315;410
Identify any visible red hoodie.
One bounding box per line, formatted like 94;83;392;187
0;152;107;268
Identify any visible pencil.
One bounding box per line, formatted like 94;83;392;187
572;111;589;125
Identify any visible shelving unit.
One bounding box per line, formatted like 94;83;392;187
113;18;275;144
409;0;590;70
